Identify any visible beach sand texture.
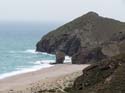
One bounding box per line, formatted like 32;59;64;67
0;64;89;93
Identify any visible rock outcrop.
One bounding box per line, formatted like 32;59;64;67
65;54;125;93
36;11;125;64
72;47;106;64
56;50;65;64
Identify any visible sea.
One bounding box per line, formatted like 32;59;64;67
0;22;71;79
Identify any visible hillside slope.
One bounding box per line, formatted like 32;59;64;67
65;54;125;93
36;12;125;64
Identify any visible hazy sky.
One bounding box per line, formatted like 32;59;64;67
0;0;125;22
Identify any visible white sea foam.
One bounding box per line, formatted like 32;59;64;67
9;49;38;54
34;56;71;65
64;56;72;63
9;49;55;56
41;52;55;57
34;60;55;64
3;50;71;80
0;64;53;80
24;49;38;54
0;57;71;80
23;49;55;56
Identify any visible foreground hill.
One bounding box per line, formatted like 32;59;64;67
36;12;125;64
66;54;125;93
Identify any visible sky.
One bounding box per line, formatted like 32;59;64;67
0;0;125;22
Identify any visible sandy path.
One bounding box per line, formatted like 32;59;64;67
0;64;89;93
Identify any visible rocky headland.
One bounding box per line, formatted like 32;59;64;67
36;11;125;93
36;12;125;64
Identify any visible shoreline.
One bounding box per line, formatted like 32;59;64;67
0;64;89;93
0;55;71;80
0;64;54;80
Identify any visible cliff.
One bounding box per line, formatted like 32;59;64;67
36;12;125;64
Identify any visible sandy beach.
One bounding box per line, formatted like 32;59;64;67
0;64;89;93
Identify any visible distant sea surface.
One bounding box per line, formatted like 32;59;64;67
0;22;70;79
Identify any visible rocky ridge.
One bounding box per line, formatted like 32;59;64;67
36;12;125;64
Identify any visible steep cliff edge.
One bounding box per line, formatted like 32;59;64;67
36;12;125;63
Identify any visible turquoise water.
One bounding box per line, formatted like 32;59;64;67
0;22;61;79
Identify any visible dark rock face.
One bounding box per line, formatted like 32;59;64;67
36;34;81;56
56;51;65;64
36;11;125;64
72;47;106;64
66;54;125;93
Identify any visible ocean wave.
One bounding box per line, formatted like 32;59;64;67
34;60;55;64
41;52;55;57
0;64;53;79
34;56;71;65
24;49;38;54
23;49;55;56
9;49;55;56
0;55;71;79
9;49;38;54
